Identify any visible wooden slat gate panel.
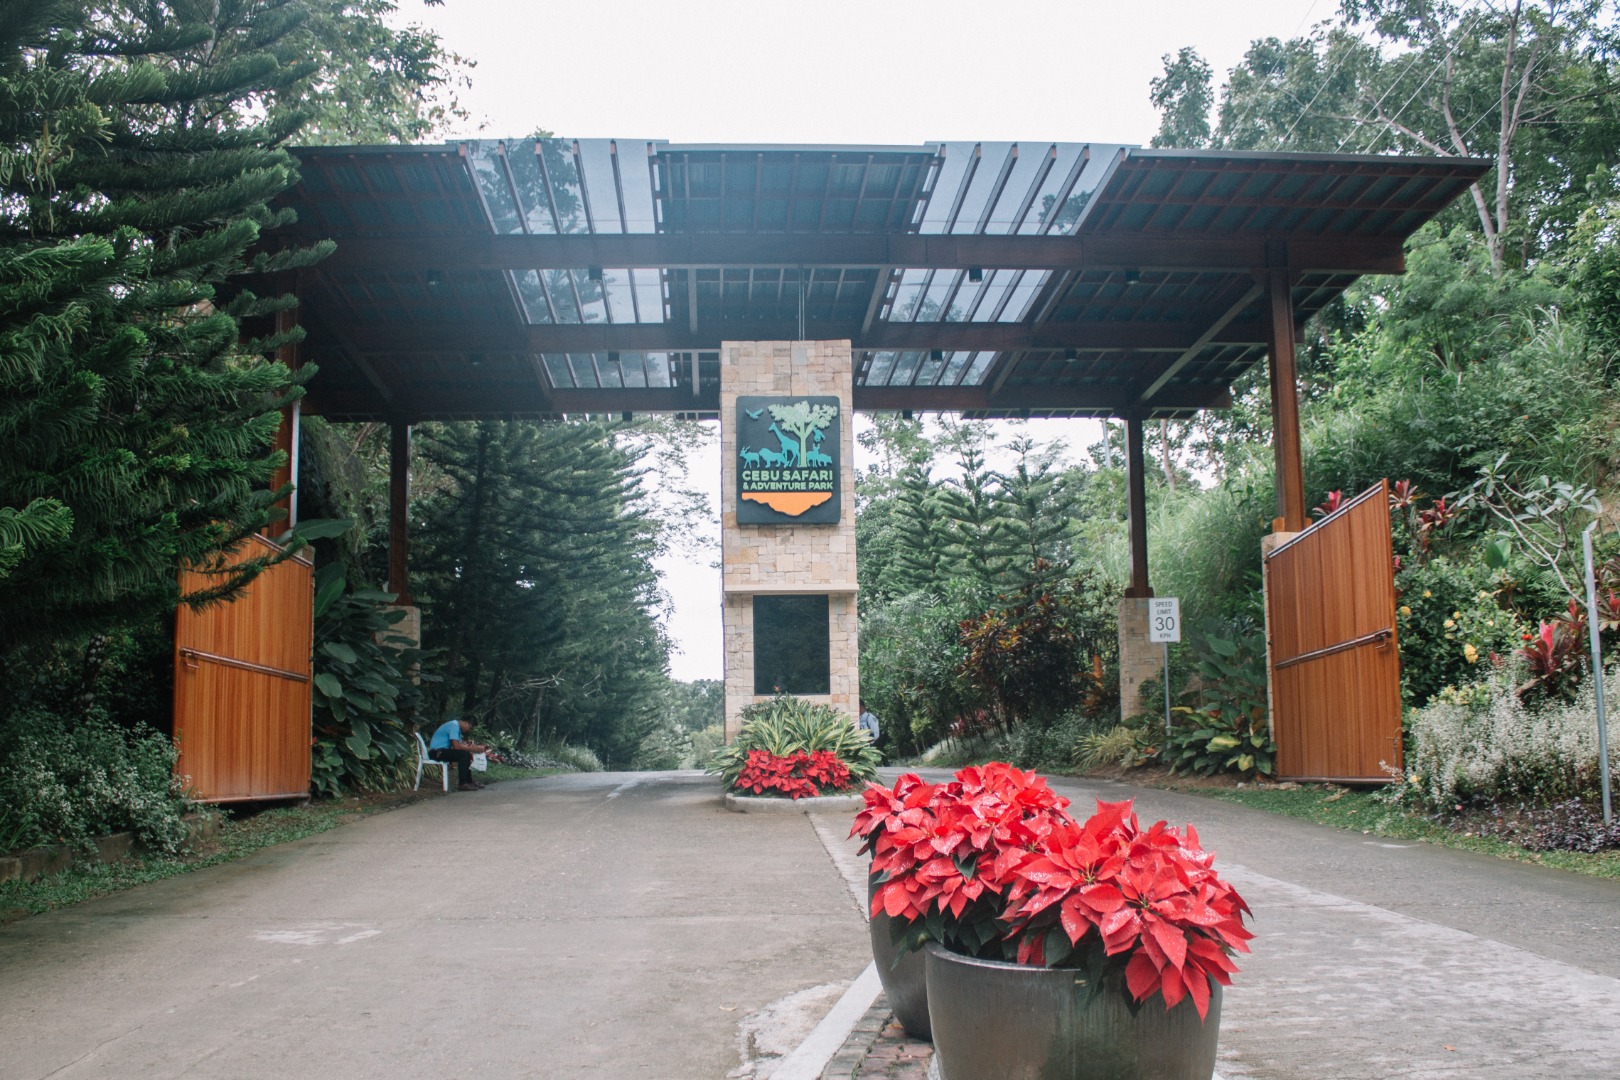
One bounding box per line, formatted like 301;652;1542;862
173;536;313;801
1264;481;1403;782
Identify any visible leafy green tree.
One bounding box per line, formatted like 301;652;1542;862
1150;46;1214;148
937;434;1001;592
987;437;1082;592
270;1;471;145
1158;1;1620;270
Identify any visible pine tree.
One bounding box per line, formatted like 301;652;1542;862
886;462;947;596
0;1;328;659
938;437;1001;592
412;420;671;768
987;437;1082;594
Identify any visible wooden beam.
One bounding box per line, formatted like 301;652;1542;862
388;422;413;605
1267;269;1307;531
1136;281;1266;403
308;232;1408;276
1125;414;1151;598
306;381;1231;422
311;315;1275;357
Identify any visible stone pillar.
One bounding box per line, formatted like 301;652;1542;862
720;341;859;741
1118;598;1163;722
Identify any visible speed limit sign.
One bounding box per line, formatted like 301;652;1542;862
1149;598;1181;643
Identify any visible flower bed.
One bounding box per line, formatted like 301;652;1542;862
734;748;853;799
708;694;879;800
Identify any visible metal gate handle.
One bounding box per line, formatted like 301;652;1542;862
1274;627;1393;670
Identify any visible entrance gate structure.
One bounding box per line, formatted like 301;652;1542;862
1265;482;1402;782
218;138;1487;791
173;535;313;801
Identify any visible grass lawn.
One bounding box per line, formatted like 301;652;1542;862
1180;782;1620;881
0;765;569;923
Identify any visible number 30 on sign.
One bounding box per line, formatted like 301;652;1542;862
1149;598;1181;643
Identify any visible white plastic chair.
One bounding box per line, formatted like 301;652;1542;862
415;731;450;792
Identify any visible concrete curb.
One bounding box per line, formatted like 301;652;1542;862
724;792;864;814
0;813;219;886
771;961;884;1080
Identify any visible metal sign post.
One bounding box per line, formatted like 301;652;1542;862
1582;523;1613;826
1149;598;1181;737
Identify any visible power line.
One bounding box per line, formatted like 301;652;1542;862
1216;0;1326;148
1351;1;1494;155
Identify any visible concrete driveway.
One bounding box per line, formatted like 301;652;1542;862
2;769;1618;1080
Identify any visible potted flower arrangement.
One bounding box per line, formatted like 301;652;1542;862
853;764;1252;1080
709;695;880;802
850;764;1073;1040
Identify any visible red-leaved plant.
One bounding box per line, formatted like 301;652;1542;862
852;765;1251;1020
735;749;853;799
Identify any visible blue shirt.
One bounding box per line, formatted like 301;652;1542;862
429;720;462;751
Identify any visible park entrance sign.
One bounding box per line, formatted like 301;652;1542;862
735;396;841;523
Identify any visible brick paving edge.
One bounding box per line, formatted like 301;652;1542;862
819;991;893;1080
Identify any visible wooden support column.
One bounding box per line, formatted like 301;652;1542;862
1124;414;1151;599
1266;269;1307;532
388;421;412;605
264;291;302;535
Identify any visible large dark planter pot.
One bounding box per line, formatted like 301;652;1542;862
924;943;1221;1080
868;875;931;1039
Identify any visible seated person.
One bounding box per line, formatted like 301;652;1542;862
428;715;489;791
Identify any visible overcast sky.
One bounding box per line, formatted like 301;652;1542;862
398;0;1332;681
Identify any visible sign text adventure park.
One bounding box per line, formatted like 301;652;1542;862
735;396;840;524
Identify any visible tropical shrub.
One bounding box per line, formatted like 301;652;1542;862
539;741;604;773
310;567;430;798
1394;662;1620;812
709;695;879;792
1153;622;1274;779
1159;709;1275;780
858;588;980;754
956;568;1120;729
1396;557;1528;706
0;710;191;855
1074;722;1160;773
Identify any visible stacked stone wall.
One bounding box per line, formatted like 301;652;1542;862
720;341;859;739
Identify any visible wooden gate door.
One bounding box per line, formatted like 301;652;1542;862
173;535;313;801
1264;481;1402;782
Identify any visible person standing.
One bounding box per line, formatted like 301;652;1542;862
857;701;880;744
428;715;488;791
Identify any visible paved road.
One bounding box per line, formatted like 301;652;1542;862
0;773;868;1080
2;770;1618;1080
1037;775;1620;1079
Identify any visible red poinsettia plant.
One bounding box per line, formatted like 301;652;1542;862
851;764;1252;1020
734;748;853;799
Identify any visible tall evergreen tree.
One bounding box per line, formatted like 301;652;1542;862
988;437;1082;593
886;462;947;596
0;1;327;663
412;420;670;768
937;436;1001;592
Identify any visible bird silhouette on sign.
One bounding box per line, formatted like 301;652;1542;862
745;408;763;420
